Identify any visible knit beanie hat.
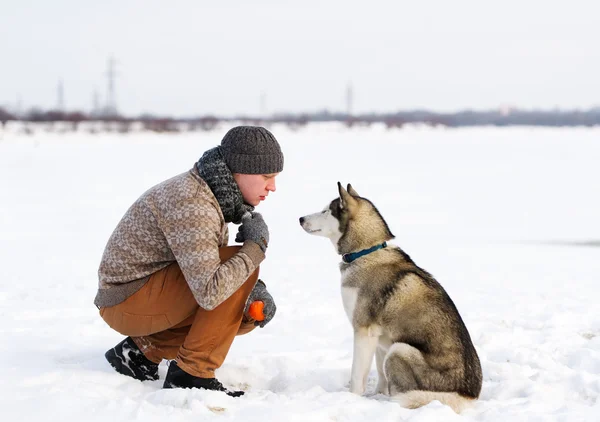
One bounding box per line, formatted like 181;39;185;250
220;126;284;174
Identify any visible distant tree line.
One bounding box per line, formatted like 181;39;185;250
291;108;600;128
1;106;600;131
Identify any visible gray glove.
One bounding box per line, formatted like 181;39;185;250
244;279;276;328
235;212;269;252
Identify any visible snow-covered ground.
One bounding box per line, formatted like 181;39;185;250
1;123;599;421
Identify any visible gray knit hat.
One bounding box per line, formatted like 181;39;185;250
220;126;284;174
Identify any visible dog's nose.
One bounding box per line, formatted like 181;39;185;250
299;217;305;224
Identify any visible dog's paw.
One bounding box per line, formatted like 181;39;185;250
375;380;388;395
349;381;365;395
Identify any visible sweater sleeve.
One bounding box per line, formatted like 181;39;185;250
160;197;265;310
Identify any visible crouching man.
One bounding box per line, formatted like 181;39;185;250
95;126;283;397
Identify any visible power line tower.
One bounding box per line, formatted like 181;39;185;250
104;56;118;116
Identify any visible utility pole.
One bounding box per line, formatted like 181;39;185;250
105;56;118;115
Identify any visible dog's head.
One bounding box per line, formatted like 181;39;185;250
299;182;394;254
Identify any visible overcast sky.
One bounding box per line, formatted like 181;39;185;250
1;0;598;116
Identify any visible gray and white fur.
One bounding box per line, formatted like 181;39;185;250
299;183;482;413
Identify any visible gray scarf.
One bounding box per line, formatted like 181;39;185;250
195;146;254;224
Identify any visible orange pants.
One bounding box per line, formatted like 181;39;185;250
100;246;259;378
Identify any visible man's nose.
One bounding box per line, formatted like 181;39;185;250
267;180;276;192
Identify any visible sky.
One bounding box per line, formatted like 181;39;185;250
1;0;598;116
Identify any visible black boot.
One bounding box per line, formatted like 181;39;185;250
163;361;244;397
105;337;159;381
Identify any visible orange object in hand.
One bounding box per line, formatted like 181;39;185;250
247;301;265;321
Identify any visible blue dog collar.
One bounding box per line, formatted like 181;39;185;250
342;242;387;263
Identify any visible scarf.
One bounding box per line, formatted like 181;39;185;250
195;146;254;224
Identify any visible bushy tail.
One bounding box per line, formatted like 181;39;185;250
392;390;475;413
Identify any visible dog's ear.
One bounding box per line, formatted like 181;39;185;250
347;183;359;197
338;182;356;209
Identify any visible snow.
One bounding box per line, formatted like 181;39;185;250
1;123;599;421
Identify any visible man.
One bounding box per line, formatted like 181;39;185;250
95;126;283;397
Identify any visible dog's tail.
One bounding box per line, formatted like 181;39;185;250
392;390;475;413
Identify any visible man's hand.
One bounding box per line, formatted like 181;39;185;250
244;279;276;327
235;212;269;252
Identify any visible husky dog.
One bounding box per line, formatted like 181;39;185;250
299;183;482;413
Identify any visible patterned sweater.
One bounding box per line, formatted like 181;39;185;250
95;167;265;310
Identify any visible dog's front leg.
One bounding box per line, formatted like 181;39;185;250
350;327;379;395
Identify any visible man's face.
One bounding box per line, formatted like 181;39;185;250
233;173;279;206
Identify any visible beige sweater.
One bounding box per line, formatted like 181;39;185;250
95;167;265;310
